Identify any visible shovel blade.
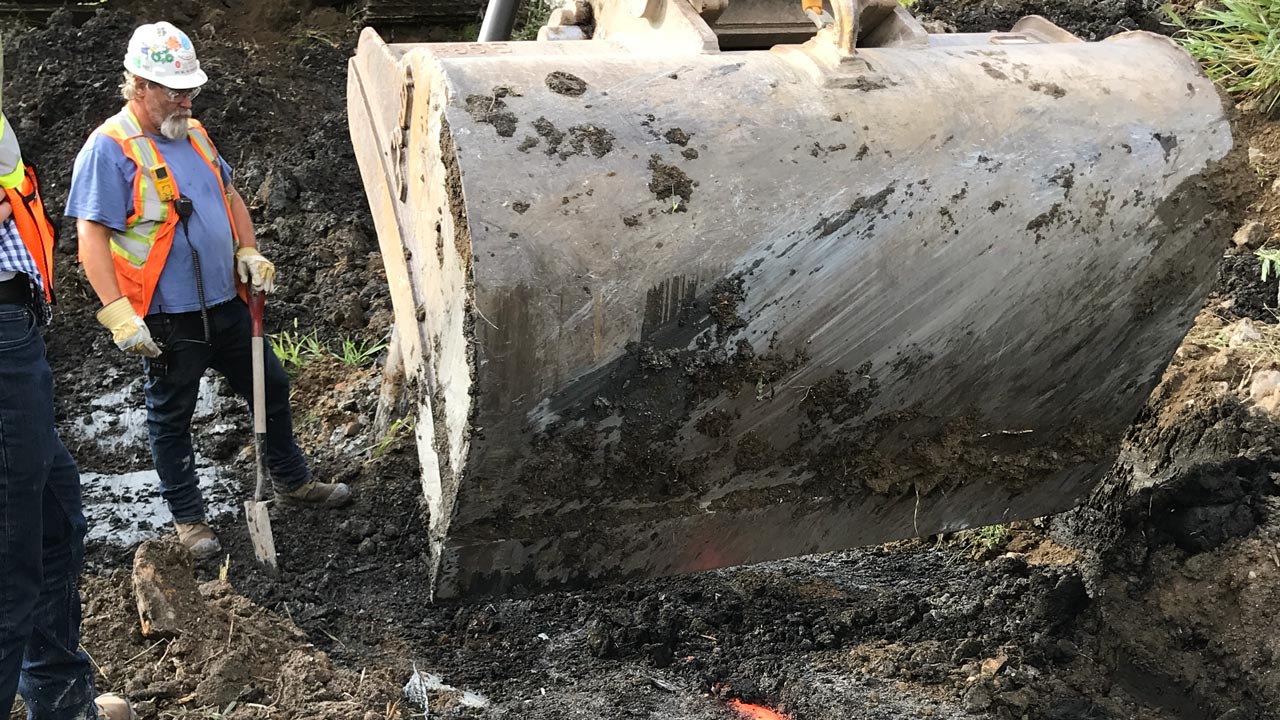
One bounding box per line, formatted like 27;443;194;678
244;500;278;573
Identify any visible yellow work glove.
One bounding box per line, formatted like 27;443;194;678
235;247;276;294
96;297;161;358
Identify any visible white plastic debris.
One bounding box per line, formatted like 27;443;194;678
404;665;489;712
403;667;431;715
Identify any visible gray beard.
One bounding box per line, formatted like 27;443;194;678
160;113;189;140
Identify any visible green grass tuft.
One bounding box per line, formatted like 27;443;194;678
333;337;389;367
270;321;324;373
1169;1;1280;113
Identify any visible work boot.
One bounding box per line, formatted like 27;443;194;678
95;693;137;720
174;521;222;561
276;479;352;508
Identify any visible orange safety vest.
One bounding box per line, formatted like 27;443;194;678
79;107;242;316
4;163;56;302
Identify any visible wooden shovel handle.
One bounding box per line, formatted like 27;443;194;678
249;292;268;501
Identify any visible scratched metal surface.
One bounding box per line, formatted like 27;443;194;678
350;30;1234;599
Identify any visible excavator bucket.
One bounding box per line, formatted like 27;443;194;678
347;0;1235;599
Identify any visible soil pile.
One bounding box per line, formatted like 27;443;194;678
80;541;401;719
1045;309;1280;719
912;0;1170;38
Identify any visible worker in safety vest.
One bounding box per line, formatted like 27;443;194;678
66;21;352;562
0;112;135;719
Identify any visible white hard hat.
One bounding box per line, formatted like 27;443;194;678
124;21;207;90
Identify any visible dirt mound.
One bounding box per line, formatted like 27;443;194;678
1215;254;1277;322
913;0;1169;38
79;540;401;719
1212;114;1280;324
1045;311;1280;720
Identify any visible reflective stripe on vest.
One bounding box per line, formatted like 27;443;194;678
93;107;238;316
3;164;57;302
0;114;25;190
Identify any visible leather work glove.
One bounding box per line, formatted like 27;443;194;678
96;297;161;358
235;247;276;294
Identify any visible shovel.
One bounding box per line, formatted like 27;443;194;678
245;291;279;574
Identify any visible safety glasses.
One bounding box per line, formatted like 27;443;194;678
149;81;201;101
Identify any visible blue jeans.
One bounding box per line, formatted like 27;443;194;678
143;299;310;525
0;304;98;719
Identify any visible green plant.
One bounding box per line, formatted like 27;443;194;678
1168;1;1280;114
366;416;415;458
899;0;920;7
973;524;1009;551
334;336;389;367
948;523;1010;560
510;0;558;40
271;320;324;372
1259;247;1280;305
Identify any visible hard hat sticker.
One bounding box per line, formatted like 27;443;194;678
125;22;207;88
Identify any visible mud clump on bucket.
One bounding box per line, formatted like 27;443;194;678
1030;81;1067;98
663;128;691;146
567;125;615;158
533;116;566;152
647;154;695;210
707;275;748;339
532;117;614;159
465;87;519;137
546;71;588;96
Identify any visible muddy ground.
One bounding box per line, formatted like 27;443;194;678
5;0;1279;718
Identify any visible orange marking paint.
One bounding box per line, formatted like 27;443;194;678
727;699;791;720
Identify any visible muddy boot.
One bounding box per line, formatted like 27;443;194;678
95;693;137;720
174;521;222;561
276;480;352;508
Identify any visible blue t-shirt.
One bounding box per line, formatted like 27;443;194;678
66;130;238;314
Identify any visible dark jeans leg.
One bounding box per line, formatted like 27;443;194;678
18;442;96;720
0;304;95;719
144;313;213;525
207;301;311;491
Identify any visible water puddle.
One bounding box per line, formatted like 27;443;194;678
69;375;243;548
81;456;239;547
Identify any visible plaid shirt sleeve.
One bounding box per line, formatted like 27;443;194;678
0;217;52;325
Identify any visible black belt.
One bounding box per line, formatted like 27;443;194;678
0;274;32;304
